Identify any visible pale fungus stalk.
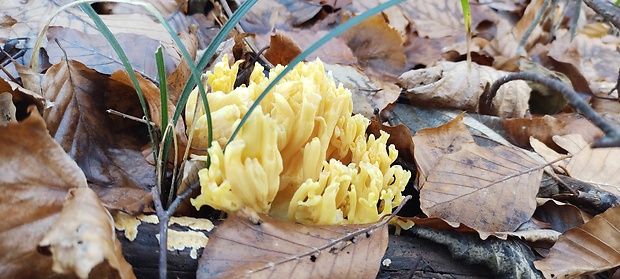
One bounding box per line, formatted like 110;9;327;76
187;56;411;225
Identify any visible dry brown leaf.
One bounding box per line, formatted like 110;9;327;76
46;26;179;82
38;187;135;279
503;114;603;151
166;30;198;104
400;0;497;39
340;14;405;76
198;208;388;279
42;58;154;212
0;76;46;116
350;0;409;38
398;61;531;118
534;206;620;278
256;29;357;65
548;30;620;94
263;31;303;66
0;106;87;277
414;115;543;236
551;134;620;196
534;199;591;234
0;92;16;126
367;120;414;165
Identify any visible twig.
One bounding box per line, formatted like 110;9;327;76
106;109;157;126
486;72;620;148
582;0;620;30
151;186;170;279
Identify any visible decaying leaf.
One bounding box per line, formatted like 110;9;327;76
42;58;154;212
0;107;86;277
0;92;16;126
414;115;543;236
263;31;302;66
503;114;602;151
548;30;620;94
398;61;531;118
198;208;388;279
340;14;405;76
0;77;46;116
536;134;620;196
38;187;135;279
534;206;620;278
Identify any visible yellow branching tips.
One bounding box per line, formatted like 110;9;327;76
186;55;411;224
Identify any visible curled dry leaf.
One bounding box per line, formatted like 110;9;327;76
398;61;531;118
0;77;46;117
413;114;543;237
534;206;620;278
0;107;86;277
42;58;154;213
198;207;388;279
38;187;135;279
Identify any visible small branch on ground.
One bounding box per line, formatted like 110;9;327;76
582;0;620;30
486;72;620;148
151;179;202;279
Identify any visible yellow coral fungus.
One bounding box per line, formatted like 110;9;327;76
187;55;410;224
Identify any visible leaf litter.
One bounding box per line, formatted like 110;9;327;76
2;0;620;278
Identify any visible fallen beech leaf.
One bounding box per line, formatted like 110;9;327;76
198;208;388;278
42;58;154;212
503;114;603;151
400;0;497;39
414;115;543;236
0;107;87;277
550;134;620;196
534;199;591;234
548;30;620;94
38;187;135;279
398;61;531;118
46;26;179;82
340;14;405;76
534;206;620;278
263;31;302;66
256;29;357;65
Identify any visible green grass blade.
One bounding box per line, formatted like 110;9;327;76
155;46;168;131
226;0;406;145
460;0;472;65
78;3;157;158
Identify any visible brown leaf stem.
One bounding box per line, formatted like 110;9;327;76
487;72;620;148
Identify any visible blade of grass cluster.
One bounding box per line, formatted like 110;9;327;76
226;0;406;145
460;0;472;65
78;3;158;158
